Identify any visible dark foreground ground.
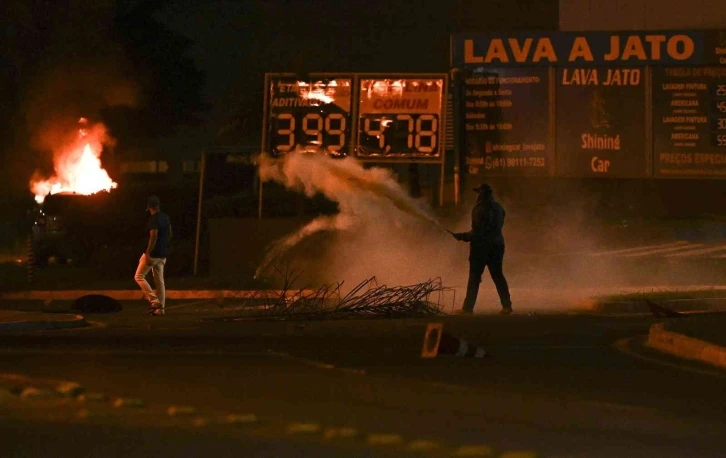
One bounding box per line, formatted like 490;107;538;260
2;301;726;458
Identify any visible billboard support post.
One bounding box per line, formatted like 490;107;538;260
193;149;206;276
450;67;461;206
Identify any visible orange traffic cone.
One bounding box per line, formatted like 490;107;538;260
421;323;488;358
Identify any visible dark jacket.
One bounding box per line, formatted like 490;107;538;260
461;194;506;250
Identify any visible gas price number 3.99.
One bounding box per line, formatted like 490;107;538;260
270;110;350;155
357;113;440;157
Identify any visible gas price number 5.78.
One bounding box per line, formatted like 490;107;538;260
357;113;439;157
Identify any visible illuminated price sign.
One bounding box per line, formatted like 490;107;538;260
356;77;445;160
713;133;726;147
265;76;352;157
712;117;726;130
713;100;726;114
713;84;726;99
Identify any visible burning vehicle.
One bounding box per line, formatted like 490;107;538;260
29;118;119;266
31;191;113;266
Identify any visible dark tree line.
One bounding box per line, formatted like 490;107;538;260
0;0;207;192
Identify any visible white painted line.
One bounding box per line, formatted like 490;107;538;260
267;350;336;370
405;439;442;451
499;452;538;458
20;387;54;399
55;381;84;398
665;244;726;258
167;405;197;416
323;427;358;440
367;433;403;445
77;409;114;420
612;337;726;379
590;241;687;256
620;243;703;258
78;392;108;402
452;444;494;456
193;417;211;427
286;423;322;434
225;413;257;425
113;397;145;408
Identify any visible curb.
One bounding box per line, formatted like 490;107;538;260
0;289;317;301
580;297;726;314
0;312;88;332
645;323;726;370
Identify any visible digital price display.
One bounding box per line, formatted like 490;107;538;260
265;76;352;157
356;78;444;159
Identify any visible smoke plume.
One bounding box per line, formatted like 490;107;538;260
256;154;726;314
256;153;451;280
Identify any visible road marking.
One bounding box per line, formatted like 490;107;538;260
267;350;335;370
405;439;442;451
339;367;366;375
193;417;211;427
225;413;257;425
56;381;84;398
664;244;726;258
78;392;108;402
77;408;114;420
423;381;473;392
20;387;55;399
612;337;726;379
591;241;687;256
619;243;703;258
452;444;494;456
113;397;145;408
367;433;403;445
323;427;358;440
167;405;197;416
286;422;322;434
499;452;537;458
166;299;217;310
0;349;284;357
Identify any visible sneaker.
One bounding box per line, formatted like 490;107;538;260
499;307;513;315
455;309;473;316
149;307;165;316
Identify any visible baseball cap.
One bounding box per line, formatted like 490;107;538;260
147;195;161;208
473;184;493;194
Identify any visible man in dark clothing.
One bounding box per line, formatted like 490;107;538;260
452;184;512;315
134;195;172;316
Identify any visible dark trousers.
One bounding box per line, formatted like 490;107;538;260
462;243;511;311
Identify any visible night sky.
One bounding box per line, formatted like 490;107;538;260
154;0;558;152
0;0;558;193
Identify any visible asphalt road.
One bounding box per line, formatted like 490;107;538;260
1;303;726;458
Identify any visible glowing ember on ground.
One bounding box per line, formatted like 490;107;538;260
30;118;118;203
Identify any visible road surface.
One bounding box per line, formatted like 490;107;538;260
1;303;725;458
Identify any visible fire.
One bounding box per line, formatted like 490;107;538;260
30;119;118;204
298;81;335;104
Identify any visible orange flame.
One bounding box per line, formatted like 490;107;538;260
30;119;118;204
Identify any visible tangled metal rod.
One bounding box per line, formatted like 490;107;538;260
229;266;448;321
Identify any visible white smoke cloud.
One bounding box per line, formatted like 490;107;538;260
255;152;453;283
